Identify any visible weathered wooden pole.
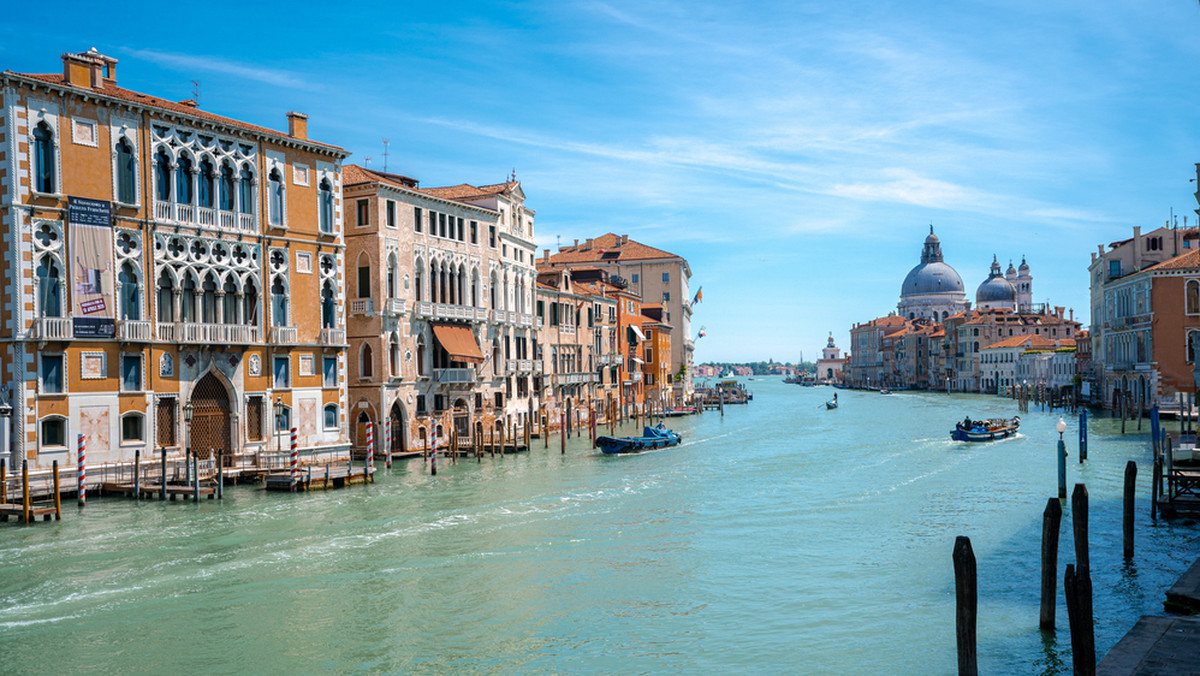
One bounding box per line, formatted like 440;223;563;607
1078;410;1087;462
1151;453;1161;520
499;424;506;458
192;452;200;502
542;415;549;449
1040;497;1062;631
52;460;62;520
160;447;168;501
216;451;223;500
560;410;566;454
1123;461;1137;560
1;458;7;505
22;460;31;524
953;536;978;676
591;407;597;448
1120;390;1126;434
1072;483;1089;570
133;450;141;500
1064;563;1096;675
1058;426;1068;501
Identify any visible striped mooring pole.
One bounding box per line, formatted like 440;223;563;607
384;417;392;469
366;420;375;479
77;434;87;507
290;426;299;492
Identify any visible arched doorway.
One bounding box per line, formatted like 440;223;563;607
191;372;231;463
453;398;469;438
389;402;406;455
356;410;373;452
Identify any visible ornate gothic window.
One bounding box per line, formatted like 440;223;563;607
158;271;175;323
267;168;284;225
155;148;172;201
36;257;62;317
1187;280;1199;315
238;166;254;215
116;138;136;204
176;154;193;205
219;163;235;211
119;262;140;320
322;281;336;328
271;276;288;327
198;159;215;208
33;122;55;193
319;178;334;233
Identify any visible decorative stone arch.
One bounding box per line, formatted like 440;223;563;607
188;366;238;463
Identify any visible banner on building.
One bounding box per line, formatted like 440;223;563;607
69;197;115;338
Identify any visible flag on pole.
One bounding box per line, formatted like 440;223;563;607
692;287;703;304
698;329;707;339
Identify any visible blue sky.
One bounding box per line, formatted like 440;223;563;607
5;1;1200;362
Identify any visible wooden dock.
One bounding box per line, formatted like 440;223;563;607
263;463;372;491
1098;616;1200;675
1166;558;1200;616
0;503;58;522
100;482;215;500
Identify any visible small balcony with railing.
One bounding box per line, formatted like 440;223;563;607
383;298;407;316
434;367;477;384
518;312;533;328
155;322;261;344
555;372;598;386
271;326;299;344
349;299;374;317
319;328;346;346
116;319;153;342
31;316;72;341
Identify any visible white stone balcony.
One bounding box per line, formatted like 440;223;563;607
116;319;153;342
155;200;258;233
383;298;406;316
518;312;533;328
560;324;576;335
416;301;433;318
434;367;476;384
491;309;506;324
319;328;346;346
474;308;489;321
517;358;533;373
271;326;298;344
179;322;259;344
555;372;597;385
32;316;72;340
432;303;475;321
350;299;374;316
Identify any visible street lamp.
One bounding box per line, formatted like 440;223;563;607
183;398;194;460
274;396;285;455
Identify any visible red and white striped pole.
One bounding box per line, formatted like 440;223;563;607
289;426;299;492
430;431;437;475
366;420;374;479
77;434;86;506
384;417;392;469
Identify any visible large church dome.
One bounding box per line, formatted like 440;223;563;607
976;256;1017;309
896;227;970;320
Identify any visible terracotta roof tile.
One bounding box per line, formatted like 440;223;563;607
1147;248;1200;272
419;181;518;201
343;164;418;190
11;72;345;152
545;233;681;264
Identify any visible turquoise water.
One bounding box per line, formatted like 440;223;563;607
1;378;1197;674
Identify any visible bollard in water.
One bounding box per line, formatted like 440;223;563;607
953;536;978;676
160;448;168;501
1123;461;1137;560
1072;483;1089;570
1039;498;1062;631
1058;435;1067;501
1078;410;1087;462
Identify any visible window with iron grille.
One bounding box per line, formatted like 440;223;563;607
247;396;264;441
156;398;177;447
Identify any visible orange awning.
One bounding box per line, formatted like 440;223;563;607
431;323;485;364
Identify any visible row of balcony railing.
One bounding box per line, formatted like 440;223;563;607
30;316;345;346
155;200;257;233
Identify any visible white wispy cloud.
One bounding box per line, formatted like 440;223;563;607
122;49;319;91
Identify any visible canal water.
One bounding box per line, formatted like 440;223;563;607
2;379;1198;674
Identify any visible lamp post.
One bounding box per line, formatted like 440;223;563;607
183;398;194;463
1057;417;1068;500
274;396;285;456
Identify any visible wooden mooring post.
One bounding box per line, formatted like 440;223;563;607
953;536;977;676
52;460;62;521
22;460;31;525
1073;483;1089;570
1065;563;1096;676
1;459;6;505
1123;461;1136;560
160;448;167;501
133;450;141;500
1040;497;1062;631
1078;410;1087;462
560;410;566;455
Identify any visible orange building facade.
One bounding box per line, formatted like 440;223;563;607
0;49;351;475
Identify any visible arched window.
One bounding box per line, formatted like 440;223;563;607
414;265;423;301
176;154;193;205
121;412;145;443
36;257;62;317
116;138;136;204
973;341;979;353
416;334;427;377
1187;280;1200;315
267;168;284;225
198;159;215;208
157;271;175;323
201;273;218;323
180;274;197;322
243;282;259;326
271;276;288;327
33;122;54;193
321;281;335;328
223;277;238;324
40;416;66;449
324;404;338;430
319;178;334;233
361;343;374;379
219;163;234;211
386;256;396;297
238;166;254;214
154;148;171;201
1189;330;1199;364
390;336;400;377
119;262;140;320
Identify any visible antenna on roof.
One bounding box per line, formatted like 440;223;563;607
556;235;561;251
383;139;390;172
191;80;200;106
364;156;372;167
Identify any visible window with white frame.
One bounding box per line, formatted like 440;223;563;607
121;412;145;443
40;416;66;449
274;356;290;388
324;404;338;430
40;353;63;394
323;356;337;388
121;353;142;391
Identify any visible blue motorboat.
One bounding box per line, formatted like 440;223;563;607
951;416;1020;442
597;425;682;454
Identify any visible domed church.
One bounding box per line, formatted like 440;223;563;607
897;227;969;321
975;255;1034;312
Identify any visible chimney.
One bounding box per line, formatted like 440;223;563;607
287;112;308;140
178;99;198;108
1098;244;1105;256
62;50;101;88
543;249;550;262
574;239;579;248
585;238;593;250
1132;226;1142;270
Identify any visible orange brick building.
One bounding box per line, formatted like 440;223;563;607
0;49;350;475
